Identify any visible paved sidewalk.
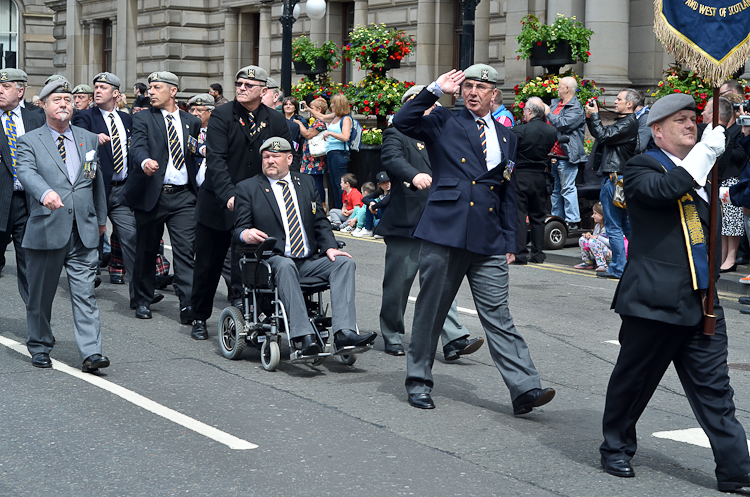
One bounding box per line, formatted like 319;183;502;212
544;245;750;295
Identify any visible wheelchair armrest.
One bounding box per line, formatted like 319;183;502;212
337;240;346;249
235;236;278;259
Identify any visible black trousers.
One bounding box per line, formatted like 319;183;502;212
0;190;29;304
515;170;547;263
600;312;750;481
190;222;242;321
133;189;196;308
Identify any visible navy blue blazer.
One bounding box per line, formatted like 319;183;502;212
393;89;519;256
71;107;132;196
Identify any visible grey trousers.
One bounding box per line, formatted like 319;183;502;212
267;254;357;339
0;191;29;304
405;241;541;400
108;184;137;302
380;236;467;347
26;229;102;361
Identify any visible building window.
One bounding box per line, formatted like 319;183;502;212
102;20;112;72
0;0;17;69
341;2;354;84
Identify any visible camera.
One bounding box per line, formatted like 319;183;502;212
733;102;746;113
737;114;750;126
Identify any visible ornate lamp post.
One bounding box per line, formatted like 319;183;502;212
274;0;327;97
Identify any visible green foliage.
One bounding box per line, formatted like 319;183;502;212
292;36;341;70
511;73;604;121
516;14;593;64
361;127;383;145
291;76;346;103
345;73;415;117
343;23;414;72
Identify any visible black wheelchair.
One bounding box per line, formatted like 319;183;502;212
218;236;370;371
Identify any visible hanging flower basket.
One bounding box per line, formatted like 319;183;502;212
294;58;328;77
343;23;414;73
529;40;575;74
516;14;593;65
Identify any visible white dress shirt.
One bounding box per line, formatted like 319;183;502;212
469;109;502;170
141;108;188;185
269;173;311;258
99;107;128;181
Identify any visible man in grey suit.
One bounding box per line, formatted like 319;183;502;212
16;79;110;372
0;68;45;302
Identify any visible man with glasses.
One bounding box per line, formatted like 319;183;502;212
0;69;45;297
188;65;295;341
122;71;202;324
393;65;555;414
544;76;586;230
187;93;214;187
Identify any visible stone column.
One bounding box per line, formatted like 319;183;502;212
259;6;272;72
309;17;326;45
66;0;82;82
110;18;117;74
584;0;631;87
88;21;103;85
504;2;530;86
352;0;368;82
547;0;585;75
80;20;90;83
416;0;436;84
116;0;137;89
474;0;490;64
223;9;239;94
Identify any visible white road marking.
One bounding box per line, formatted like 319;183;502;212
653;428;750;449
0;334;257;450
407;296;478;315
603;340;620;345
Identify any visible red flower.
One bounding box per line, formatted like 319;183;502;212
516;56;520;61
364;106;370;113
364;100;369;105
519;102;525;108
586;51;591;56
537;41;542;46
675;89;682;93
697;103;705;110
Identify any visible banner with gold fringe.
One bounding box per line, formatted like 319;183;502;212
654;0;750;86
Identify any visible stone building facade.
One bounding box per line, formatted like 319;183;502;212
8;0;748;101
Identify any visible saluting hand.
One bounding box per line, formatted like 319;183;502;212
436;69;465;95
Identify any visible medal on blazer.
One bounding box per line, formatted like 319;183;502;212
311;201;317;214
187;135;198;155
503;160;515;181
416;142;425;151
83;150;97;179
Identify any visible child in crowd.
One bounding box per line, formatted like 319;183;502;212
347;182;377;233
575;202;611;272
329;173;363;231
354;171;391;238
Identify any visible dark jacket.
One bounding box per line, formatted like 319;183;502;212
724;123;748;180
394;89;518;256
612;150;720;326
233;171;336;258
587;113;639;174
548;97;587;163
728;133;750;208
0;106;45;232
71;107;133;196
197;99;296;231
376;127;432;238
121;107;202;212
698;122;738;183
510;116;558;172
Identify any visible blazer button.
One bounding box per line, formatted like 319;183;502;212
470;202;474;207
472;181;476;185
461;158;466;163
490;185;494;190
489;207;494;212
68;208;72;213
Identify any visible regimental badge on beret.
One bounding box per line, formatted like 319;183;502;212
99;73;107;82
271;140;281;151
61;82;71;92
148;72;158;82
248;68;255;79
481;69;489;81
195;98;203;105
0;72;7;82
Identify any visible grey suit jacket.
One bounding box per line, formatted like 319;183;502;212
16;124;107;250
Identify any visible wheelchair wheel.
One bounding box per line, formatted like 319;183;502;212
261;339;280;371
219;306;246;360
339;354;357;366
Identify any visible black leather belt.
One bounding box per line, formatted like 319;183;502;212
110;180;127;187
162;184;188;194
12;189;24;195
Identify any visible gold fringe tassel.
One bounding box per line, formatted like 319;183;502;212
653;0;750;87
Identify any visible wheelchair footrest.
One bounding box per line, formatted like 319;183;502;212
290;350;332;363
332;344;373;356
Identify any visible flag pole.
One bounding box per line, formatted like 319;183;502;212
703;88;720;336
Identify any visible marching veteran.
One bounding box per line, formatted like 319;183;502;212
393;65;555;413
234;137;376;357
599;93;750;492
16;78;109;372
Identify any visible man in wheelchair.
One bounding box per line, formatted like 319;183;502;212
234;137;377;356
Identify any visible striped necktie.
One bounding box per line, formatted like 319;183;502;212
4;111;17;179
57;135;66;163
109;113;124;174
166;114;185;170
277;179;305;258
477;119;487;163
248;111;256;134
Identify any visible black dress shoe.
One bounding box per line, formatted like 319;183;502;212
155;274;174;290
130;293;164;310
720;263;738;273
408;393;435;409
741;307;750;315
511;259;528;265
601;457;635;478
334;329;377;348
135;305;152;319
596;271;620;280
739;296;750;305
512;387;556;415
180;306;193;325
94;277;101;288
110;274;124;284
31;352;52;369
567;223;579;231
736;257;750;265
296;334;321;356
718;472;750;492
443;336;485;361
384;343;405;356
191;320;208;340
82;354;110;373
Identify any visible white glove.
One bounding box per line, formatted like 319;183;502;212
680;124;725;187
719;186;731;204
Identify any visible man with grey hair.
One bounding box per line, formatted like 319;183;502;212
585;89;639;280
545;76;585;230
511;96;558;264
262;77;281;109
0;69;45;297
